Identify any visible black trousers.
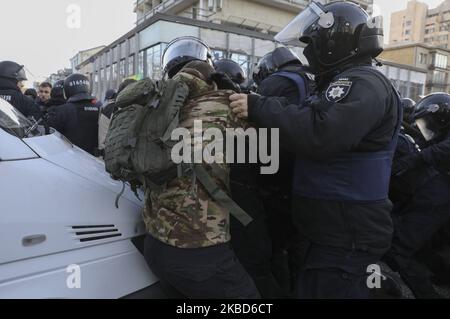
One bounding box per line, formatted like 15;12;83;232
391;175;450;259
230;181;286;298
144;235;260;299
291;197;393;299
388;175;450;281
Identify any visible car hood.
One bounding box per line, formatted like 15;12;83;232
23;132;142;205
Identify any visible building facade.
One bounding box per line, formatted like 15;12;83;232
135;0;373;29
380;43;450;94
78;0;373;99
70;46;106;73
390;0;450;49
378;59;427;101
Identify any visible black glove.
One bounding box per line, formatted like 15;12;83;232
209;72;241;93
392;153;424;176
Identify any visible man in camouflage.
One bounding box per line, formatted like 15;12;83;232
143;58;259;299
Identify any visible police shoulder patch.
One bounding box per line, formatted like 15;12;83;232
325;78;353;102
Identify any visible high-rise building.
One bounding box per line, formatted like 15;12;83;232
389;0;450;49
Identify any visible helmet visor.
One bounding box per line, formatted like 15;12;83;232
16;66;27;81
274;2;334;44
162;37;211;71
416;113;439;141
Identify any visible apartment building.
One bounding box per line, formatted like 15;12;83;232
390;0;450;49
380;43;450;94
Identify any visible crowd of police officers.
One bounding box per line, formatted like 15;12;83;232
1;1;450;299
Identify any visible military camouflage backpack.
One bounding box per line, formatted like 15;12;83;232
104;78;189;204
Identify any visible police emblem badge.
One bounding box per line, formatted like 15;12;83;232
325;78;353;102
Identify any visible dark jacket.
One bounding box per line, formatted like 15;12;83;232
248;61;400;254
420;132;450;174
0;78;42;120
48;99;99;155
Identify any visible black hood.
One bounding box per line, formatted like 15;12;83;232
0;77;20;91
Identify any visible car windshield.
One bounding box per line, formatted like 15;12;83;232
0;98;36;138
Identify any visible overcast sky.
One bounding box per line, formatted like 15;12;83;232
0;0;446;86
0;0;135;85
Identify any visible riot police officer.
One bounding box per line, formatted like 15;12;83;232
228;47;314;298
230;1;401;298
0;61;42;120
256;47;315;295
47;74;99;155
162;36;213;79
385;93;450;298
394;93;450;175
213;58;247;92
253;47;314;105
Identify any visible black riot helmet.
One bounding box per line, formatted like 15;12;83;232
51;80;65;99
63;74;94;102
252;47;302;85
213;59;246;85
162;37;213;79
414;93;450;142
0;61;27;82
275;1;383;73
402;98;416;124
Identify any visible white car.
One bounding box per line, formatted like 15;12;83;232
0;98;162;299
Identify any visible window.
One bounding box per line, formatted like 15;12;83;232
230;53;250;78
145;43;166;80
405;30;410;35
433;70;446;84
129;37;136;55
106;51;112;65
0;99;36;138
138;51;144;77
213;50;225;60
406;20;412;26
434;53;448;68
106;66;111;82
112;63;118;81
128;54;135;76
419;53;428;64
120;42;127;59
119;59;125;77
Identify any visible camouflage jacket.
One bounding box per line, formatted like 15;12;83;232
143;62;246;249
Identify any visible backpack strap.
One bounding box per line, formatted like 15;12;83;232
193;165;253;226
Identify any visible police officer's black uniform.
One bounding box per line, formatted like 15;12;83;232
48;74;99;156
386;93;450;298
246;2;401;298
0;61;42;120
